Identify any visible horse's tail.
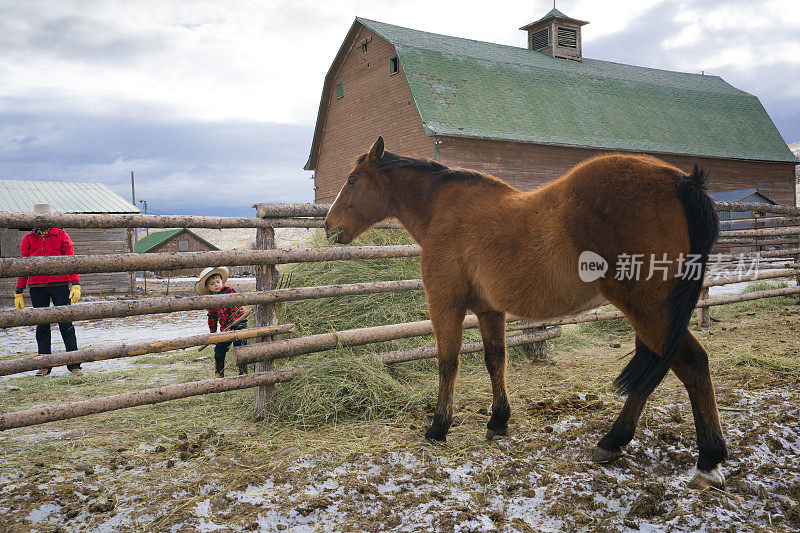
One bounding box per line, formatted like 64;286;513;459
614;165;719;397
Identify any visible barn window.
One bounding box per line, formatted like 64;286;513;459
390;56;399;75
531;28;549;50
179;239;188;251
557;27;577;48
336;82;344;99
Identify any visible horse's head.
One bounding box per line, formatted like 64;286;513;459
325;136;391;244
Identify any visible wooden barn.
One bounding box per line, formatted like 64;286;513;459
0;179;139;297
134;229;219;278
305;10;799;206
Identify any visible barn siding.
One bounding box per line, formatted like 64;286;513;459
437;137;798;205
313;28;433;203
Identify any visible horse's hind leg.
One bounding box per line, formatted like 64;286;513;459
477;311;510;440
594;336;650;462
425;300;466;442
671;331;727;488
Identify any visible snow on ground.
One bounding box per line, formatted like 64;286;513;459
1;308;207;357
709;275;797;295
0;308;207;379
3;387;799;531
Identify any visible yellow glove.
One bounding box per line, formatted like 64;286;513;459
69;284;81;304
14;293;25;309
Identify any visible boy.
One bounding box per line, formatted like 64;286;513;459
195;266;248;378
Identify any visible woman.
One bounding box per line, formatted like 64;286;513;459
13;204;83;376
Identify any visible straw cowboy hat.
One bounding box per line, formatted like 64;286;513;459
32;203;56;232
195;266;229;295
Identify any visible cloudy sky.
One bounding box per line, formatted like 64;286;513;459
1;0;798;216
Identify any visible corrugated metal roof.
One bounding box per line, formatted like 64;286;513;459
0;179;139;213
340;19;797;164
710;189;777;203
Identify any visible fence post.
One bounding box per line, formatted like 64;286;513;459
795;247;800;306
253;206;280;420
521;325;549;361
698;287;711;327
794;222;800;305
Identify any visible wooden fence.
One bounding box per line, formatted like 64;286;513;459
0;200;798;432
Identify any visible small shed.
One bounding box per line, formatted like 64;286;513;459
710;189;779;228
0;179;139;296
135;229;219;277
710;188;780;252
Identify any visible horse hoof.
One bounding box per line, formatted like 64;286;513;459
485;427;508;441
424;427;447;442
688;466;725;489
591;446;622;464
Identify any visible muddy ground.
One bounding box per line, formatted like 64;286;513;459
1;385;799;532
0;304;799;531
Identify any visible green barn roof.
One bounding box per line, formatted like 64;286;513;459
134;229;218;253
307;18;797;168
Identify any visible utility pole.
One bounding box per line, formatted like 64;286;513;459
139;198;148;296
131;171;137;240
139;200;149;236
131;171;136;208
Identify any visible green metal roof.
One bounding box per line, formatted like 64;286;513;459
0;179;140;213
134;229;219;253
352;18;797;163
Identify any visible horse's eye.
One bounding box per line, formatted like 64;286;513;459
347;176;357;186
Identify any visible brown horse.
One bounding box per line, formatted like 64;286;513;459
325;137;727;488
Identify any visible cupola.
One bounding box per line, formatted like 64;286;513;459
520;8;588;62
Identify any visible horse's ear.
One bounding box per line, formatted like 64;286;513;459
368;136;384;160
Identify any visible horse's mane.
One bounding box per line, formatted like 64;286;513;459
357;151;491;194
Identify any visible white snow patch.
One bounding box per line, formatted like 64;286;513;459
708;275;796;295
0;309;208;380
26;503;60;523
194;498;211;518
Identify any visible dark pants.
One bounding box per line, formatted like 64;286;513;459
214;324;247;375
29;284;80;371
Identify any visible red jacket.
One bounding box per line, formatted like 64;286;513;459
15;228;80;290
207;286;245;332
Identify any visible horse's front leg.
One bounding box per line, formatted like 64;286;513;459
425;300;466;442
477;310;510;440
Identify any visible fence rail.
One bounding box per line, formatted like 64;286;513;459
0;212;272;229
0;245;422;277
0;324;295;377
0;326;563;431
0;199;798;431
0;280;424;328
712;201;800;216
